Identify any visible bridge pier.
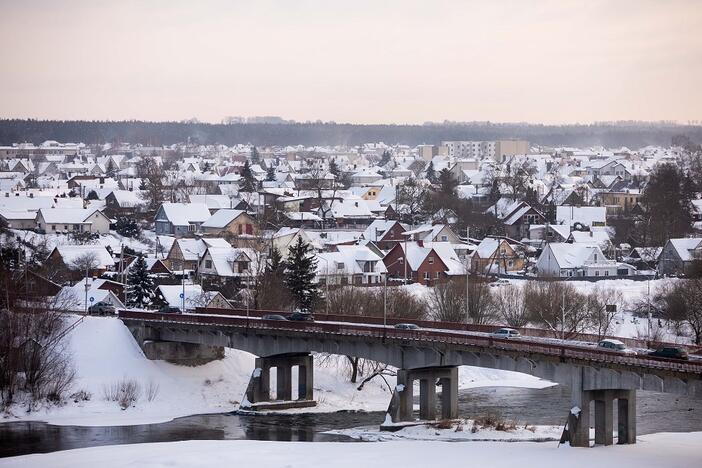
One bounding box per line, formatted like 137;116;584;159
384;366;458;427
242;353;316;410
568;374;636;447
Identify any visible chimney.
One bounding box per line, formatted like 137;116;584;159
29;192;34;198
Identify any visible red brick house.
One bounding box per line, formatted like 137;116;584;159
362;220;407;251
383;241;464;286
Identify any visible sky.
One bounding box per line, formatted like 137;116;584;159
0;0;700;125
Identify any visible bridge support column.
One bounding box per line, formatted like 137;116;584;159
384;366;458;427
242;353;316;411
567;372;637;448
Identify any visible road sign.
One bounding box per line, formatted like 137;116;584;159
89;297;95;303
179;293;184;299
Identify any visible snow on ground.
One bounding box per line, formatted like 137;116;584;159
1;315;552;427
2;433;701;468
326;419;562;442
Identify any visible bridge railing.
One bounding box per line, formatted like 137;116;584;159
193;307;702;355
119;310;702;374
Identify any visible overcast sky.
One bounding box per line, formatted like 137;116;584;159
1;0;700;124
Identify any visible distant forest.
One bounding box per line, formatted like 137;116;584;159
1;119;701;148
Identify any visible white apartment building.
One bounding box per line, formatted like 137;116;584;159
441;140;528;161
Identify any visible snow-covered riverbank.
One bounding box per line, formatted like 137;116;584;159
1;315;550;427
2;432;700;468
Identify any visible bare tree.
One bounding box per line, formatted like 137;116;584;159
70;252;100;277
659;279;702;345
586;286;624;340
466;277;495;325
525;281;590;339
429;279;467;322
136;157;165;212
492;285;529;328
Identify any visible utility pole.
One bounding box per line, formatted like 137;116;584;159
465;226;470;320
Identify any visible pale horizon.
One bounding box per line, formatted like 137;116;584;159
1;0;701;125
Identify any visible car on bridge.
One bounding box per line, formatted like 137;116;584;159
394;323;420;330
88;302;116;315
597;339;636;354
649;346;688;360
262;314;288;321
289;311;314;322
159;306;182;314
491;327;520;338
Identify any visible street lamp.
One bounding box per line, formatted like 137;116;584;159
384;257;406;328
317;255;330;315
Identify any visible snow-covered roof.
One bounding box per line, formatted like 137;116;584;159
668;238;702;261
38;208;104;224
52;245;114;269
556;205;606;227
201;209;247;228
545;243;604;269
173;238;231;262
159;203;211;226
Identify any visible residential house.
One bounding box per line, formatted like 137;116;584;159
315;245;387;286
165;237;231;271
46;245;114;280
154;202;211;236
536;243;635;278
658;238;702;276
470;238;524;274
36;208;111;234
383;241;464;286
199;209;256;237
556;205;607;230
0;209;37;229
403;223;461;243
361;220;407;251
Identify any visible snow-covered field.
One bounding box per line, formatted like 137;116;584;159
1;315;549;427
2;433;701;468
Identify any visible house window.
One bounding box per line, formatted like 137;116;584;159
238;224;243;234
188;224;196;232
441;235;448;241
423;272;429;280
239;261;249;272
595;271;600;276
428;257;434;264
435;271;440;279
51;225;56;231
605;271;609;276
337;262;345;270
398;257;403;264
64;225;68;230
205;260;212;269
73;224;80;230
594;253;598;262
507;260;514;268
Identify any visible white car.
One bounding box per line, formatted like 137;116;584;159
597;339;636;355
491;327;520;338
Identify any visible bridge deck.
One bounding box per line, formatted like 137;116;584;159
119;310;702;376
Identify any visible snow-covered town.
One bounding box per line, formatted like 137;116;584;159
1;1;701;467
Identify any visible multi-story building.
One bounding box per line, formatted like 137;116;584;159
441;139;528;161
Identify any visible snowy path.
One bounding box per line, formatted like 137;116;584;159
1;432;700;468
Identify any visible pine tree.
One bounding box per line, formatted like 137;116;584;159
380;150;391;166
426;161;436;183
126;254;155;308
240;160;257;192
284;237;320;311
265;164;276;182
251;146;260;165
329;159;340;177
437;168;458;197
106;159;117;178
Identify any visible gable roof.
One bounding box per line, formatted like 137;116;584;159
158;203;211;226
201;209;248;228
544;243;603;269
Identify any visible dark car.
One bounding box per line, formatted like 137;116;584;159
159;306;182;314
262;314;288;321
88;302;116;315
289;311;314;322
394;323;420;330
649;347;688;360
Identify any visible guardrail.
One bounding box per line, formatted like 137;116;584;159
193;307;702;355
119;310;702;374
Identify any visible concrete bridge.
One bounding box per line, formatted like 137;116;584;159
119;310;702;448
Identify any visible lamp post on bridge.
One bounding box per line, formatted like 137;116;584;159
384;257;406;329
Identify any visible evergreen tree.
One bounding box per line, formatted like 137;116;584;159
126;254;155;308
251;146;260;164
268;246;285;273
329;159;340;177
380;150;392;166
240;160;257;192
284;237;320;311
265;164;276;182
115;217;142;238
640;163;693;244
426;161;436;183
105;159;117;178
437;168;458;197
